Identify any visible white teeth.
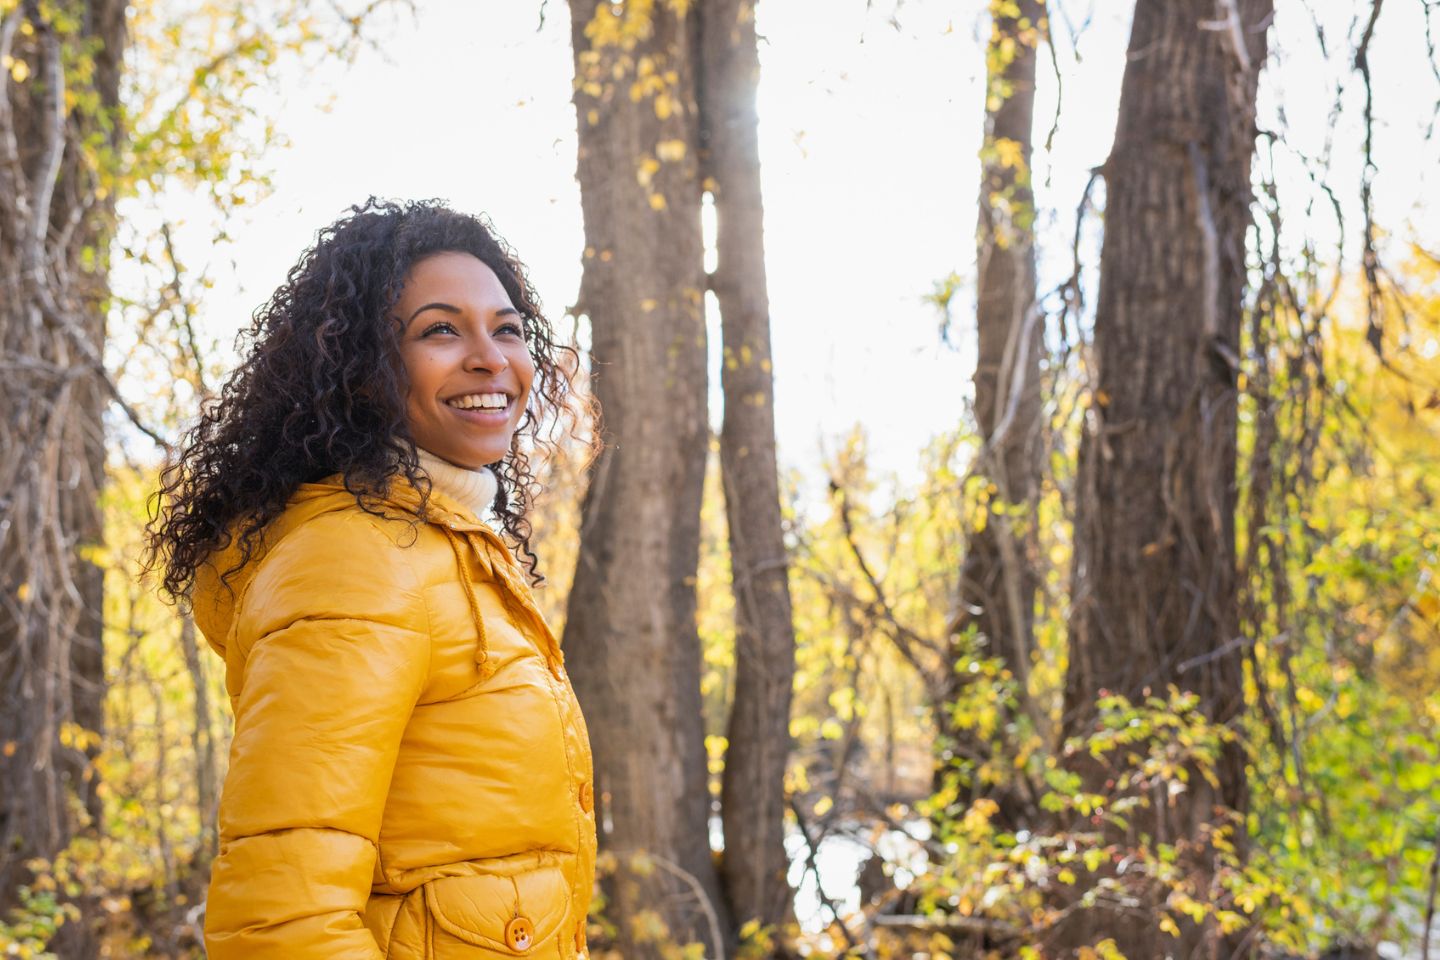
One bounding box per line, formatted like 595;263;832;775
447;392;509;411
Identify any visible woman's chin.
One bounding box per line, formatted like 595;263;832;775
431;445;505;471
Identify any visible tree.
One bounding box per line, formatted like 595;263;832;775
1060;1;1273;954
697;0;800;937
0;7;126;950
563;3;731;956
946;0;1046;827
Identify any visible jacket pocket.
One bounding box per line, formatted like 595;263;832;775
422;866;571;958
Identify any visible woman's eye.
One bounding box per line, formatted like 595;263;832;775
422;322;458;337
496;322;524;338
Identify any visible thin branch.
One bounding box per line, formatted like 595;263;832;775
647;854;726;960
1422;828;1439;960
1200;0;1252;74
34;284;172;452
1354;0;1385;354
799;563;941;686
789;795;870;957
822;483;947;665
1039;0;1063;159
0;5;31;219
161;222;209;396
26;7;66;259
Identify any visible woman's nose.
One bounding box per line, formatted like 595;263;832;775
465;333;508;373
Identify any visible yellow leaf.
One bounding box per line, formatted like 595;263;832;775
991;136;1025;171
655;138;686;161
1159;915;1180;938
648;192;667;211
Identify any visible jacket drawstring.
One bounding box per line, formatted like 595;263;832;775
442;526;497;681
442;524;565;681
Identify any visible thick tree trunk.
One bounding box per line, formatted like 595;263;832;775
944;0;1045;828
564;3;731;956
0;4;125;944
1059;1;1271;955
696;0;799;936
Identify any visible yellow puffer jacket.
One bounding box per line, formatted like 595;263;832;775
191;477;596;959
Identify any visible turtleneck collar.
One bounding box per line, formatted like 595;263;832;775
416;448;498;523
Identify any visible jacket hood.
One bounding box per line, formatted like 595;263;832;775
188;472;552;676
189;475;517;662
191;479;363;660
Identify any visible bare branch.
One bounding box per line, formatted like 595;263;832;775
1039;0;1064;160
825;479;947;670
27;9;65;259
1354;0;1385;354
0;6;30;220
161;222;209;397
647;854;727;960
1423;828;1440;960
1200;0;1252;73
789;795;870;957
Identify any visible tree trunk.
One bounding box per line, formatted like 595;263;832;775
178;612;219;874
0;4;125;946
1059;1;1271;955
697;0;799;937
564;3;731;956
944;0;1045;829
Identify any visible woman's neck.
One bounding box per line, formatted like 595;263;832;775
415;448;498;521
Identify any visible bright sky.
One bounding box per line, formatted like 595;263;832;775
155;0;1439;505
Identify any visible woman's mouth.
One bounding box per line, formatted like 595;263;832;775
445;392;512;423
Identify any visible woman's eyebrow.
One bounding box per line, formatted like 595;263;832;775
407;302;461;324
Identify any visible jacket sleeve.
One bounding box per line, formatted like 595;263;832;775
204;516;431;960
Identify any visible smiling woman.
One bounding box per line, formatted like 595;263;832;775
144;198;600;959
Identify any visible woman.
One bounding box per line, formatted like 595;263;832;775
146;198;598;959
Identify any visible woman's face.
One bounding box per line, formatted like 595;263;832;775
395;252;535;469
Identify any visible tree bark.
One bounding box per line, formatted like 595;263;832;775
944;0;1045;828
564;3;731;956
1060;1;1271;955
178;612;219;872
696;0;799;937
0;3;125;943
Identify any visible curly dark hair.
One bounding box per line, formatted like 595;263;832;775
145;197;595;599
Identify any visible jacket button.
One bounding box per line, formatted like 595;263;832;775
579;781;594;813
504;916;534;952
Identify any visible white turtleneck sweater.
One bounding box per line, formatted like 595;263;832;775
416;447;498;523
